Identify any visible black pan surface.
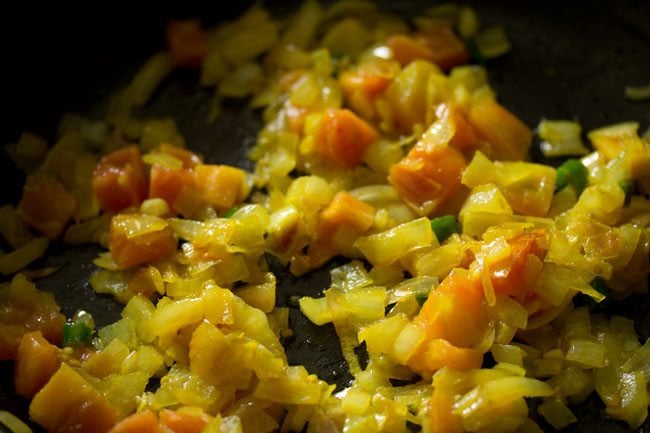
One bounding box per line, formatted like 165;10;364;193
1;1;649;432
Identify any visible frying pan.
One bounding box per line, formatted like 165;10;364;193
1;1;649;432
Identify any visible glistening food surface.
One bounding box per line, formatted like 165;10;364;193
1;2;647;430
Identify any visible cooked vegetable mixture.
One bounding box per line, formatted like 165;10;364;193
1;1;649;433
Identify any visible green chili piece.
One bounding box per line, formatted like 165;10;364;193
62;322;93;347
430;215;460;243
555;159;588;194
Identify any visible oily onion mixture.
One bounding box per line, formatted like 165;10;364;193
1;2;649;433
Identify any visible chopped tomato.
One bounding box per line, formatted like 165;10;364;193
149;165;198;213
194;164;248;211
14;331;60;398
17;174;77;239
409;338;483;374
439;103;479;152
108;411;160;433
428;370;466;433
313;108;378;168
413;271;488;348
468;99;533;161
416;25;470;70
166;20;209;68
159;409;210;433
388;117;467;216
92;146;148;213
490;231;545;297
0;275;65;360
339;62;395;99
339;59;397;119
157;143;201;169
30;363;118;433
108;214;177;269
387;34;435;67
318;191;376;238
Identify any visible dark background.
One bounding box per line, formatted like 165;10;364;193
1;1;649;432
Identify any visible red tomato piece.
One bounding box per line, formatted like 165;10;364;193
92;146;148;212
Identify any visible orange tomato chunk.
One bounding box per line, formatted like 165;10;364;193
108;214;177;269
92;146;148;213
0;276;65;360
14;331;60;398
388;118;467;216
318;191;376;238
313;109;378;168
417;25;470;70
194;164;248;211
413;271;488;348
17;174;77;239
468;99;532;161
159;409;210;433
30;363;118;433
108;410;160;433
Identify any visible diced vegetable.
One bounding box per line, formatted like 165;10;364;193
17;175;77;239
0;275;65;360
30;364;118;433
430;215;460;243
312;109;378;168
92;146;148;213
108;214;177;269
468;99;532;161
62;322;93;347
14;332;60;398
388;115;467;216
555;158;588;193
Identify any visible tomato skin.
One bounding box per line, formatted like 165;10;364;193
166;20;209;68
313;109;378;168
92;146;148;213
108;214;177;269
